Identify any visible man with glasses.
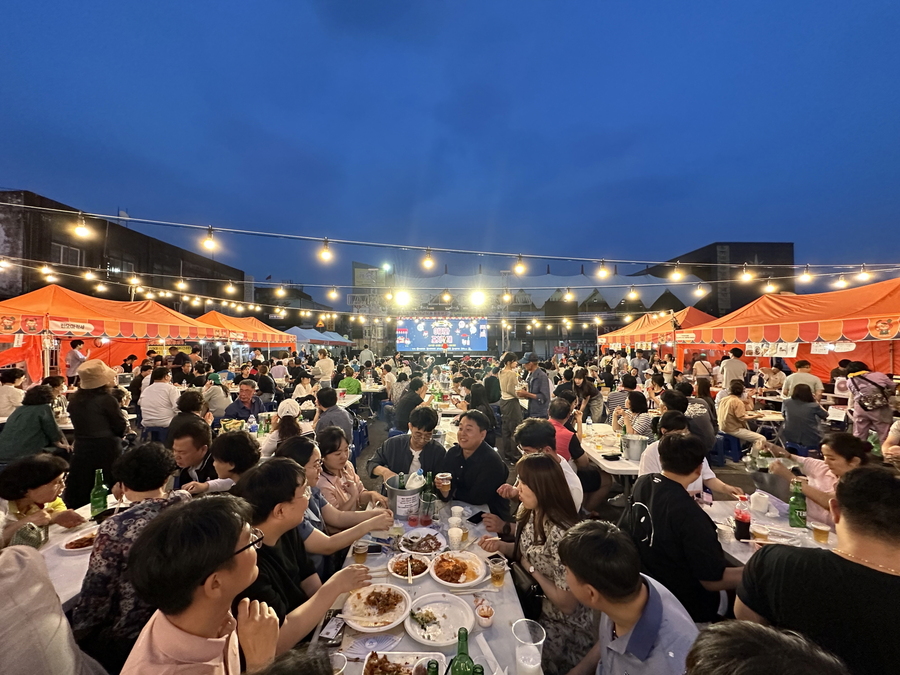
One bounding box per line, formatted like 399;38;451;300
234;458;371;655
367;406;446;481
224;379;266;422
122;496;279;675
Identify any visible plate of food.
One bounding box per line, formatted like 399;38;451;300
57;526;99;554
362;651;447;675
399;528;447;555
404;592;476;647
429;551;485;588
388;553;431;581
341;584;410;633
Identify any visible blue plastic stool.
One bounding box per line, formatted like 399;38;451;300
709;432;743;467
388;428;406;438
142;426;169;444
379;400;392;421
785;442;816;457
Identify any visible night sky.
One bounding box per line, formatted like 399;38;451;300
2;1;898;304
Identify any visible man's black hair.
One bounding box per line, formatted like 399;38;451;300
408;406;439;432
113;442;177;492
234;457;305;526
514;418;557;450
658;433;707;475
210;431;261;475
316;387;338;408
558;520;642;601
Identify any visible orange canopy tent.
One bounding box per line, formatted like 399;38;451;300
675;277;900;378
600;307;717;347
197;311;296;347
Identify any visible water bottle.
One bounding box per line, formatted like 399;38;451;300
586;416;593;437
247;415;258;434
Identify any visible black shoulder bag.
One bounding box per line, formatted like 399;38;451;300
509;516;544;621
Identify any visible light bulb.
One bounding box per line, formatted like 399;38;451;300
564;288;573;302
176;279;187;290
594;316;602;324
75;224;90;238
95;284;107;292
534;321;541;327
230;302;236;308
146;292;155;299
502;292;512;303
545;324;552;329
422;249;434;269
471;290;485;305
136;286;145;293
627;286;638;300
83;270;95;280
835;275;848;288
221;299;229;305
40;265;53;275
597;260;609;278
236;305;243;312
513;255;526;275
328;287;338;300
385;289;394;301
442;292;451;303
358;316;366;324
856;265;870;281
225;282;235;294
624;315;633;322
582;323;589;329
395;290;411;306
182;295;190;301
276;286;286;297
670;262;683;281
694;284;707;297
798;266;812;283
129;276;140;285
319;238;332;261
651;313;659;319
45;275;58;282
526;324;532;330
764;279;776;293
0;259;8;269
202;227;216;250
739;264;753;282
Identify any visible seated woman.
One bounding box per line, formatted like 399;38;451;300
769;432;873;527
291;370;317;403
0;454;85;546
165;390;213;447
611;390;654;439
316;426;388;517
182;431;261;494
260;399;314;457
0;385;70;466
716;379;766;446
337;366;362;395
275;436;393;579
41;375;69;418
72;443;191;673
201;375;231;421
391;371;410;402
478;454;593;675
781;383;828;449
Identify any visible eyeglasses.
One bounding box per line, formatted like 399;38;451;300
411;430;434;440
232;527;264;556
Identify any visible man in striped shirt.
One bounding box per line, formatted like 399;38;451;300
606;374;637;415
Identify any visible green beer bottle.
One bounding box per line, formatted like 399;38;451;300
90;469;108;518
789;478;807;528
472;667;484;675
426;660;440;675
424;471;434;498
450;627;475;675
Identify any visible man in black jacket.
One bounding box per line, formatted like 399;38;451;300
170;418;217;490
437;410;510;521
367;407;446;481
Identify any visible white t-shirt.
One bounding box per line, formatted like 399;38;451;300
559;457;584;512
409;449;422;475
638;440;715;494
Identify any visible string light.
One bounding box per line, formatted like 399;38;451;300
225;282;236;294
358;316;366;323
594;316;602;324
395;290;411;306
582;323;589;329
624;315;633;322
135;286;145;293
563;288;573;302
651;313;659;319
96;283;107;292
834;275;848;288
442;291;452;303
384;289;394;301
328;287;339;300
526;323;533;330
276;286;286;297
45;274;58;282
0;259;8;269
471;290;486;305
627;286;638;300
856;264;870;281
83;270;95;280
534;320;541;327
146;291;156;299
182;295;190;301
40;265;53;275
798;265;813;283
597;260;609;278
202;226;216;250
694;284;707;297
319;238;333;262
739;264;754;282
176;279;187;290
670;262;683;281
513;255;526;275
74;213;90;238
422;249;434;269
763;279;776;293
236;305;244;312
129;276;140;285
502;291;512;303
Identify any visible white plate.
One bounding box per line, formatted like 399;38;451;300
399;528;447;555
387;553;431;581
361;651;447;675
429;551;486;588
341;584;410;633
405;592;476;647
56;526;99;555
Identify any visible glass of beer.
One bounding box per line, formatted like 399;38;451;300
749;524;769;542
810;522;830;544
489;558;507;587
435;472;452;493
352;541;368;564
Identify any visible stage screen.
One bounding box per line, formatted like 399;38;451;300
395;317;488;353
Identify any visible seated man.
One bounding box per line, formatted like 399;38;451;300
312;387;353;442
547;397;610;511
235;458;372;654
224;379;266;421
686;621;851;675
0;546;107;675
138;367;180;430
559;520;698;675
170;360;195;387
123;496;279;674
392;377;431;431
620;433;742;624
170;418;230;493
436;410;510;521
367;406;446;481
659;390;717;453
639;411;743;498
736;466;900;675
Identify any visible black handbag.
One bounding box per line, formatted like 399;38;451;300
510;517;544;621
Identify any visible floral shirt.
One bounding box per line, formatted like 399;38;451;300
72;491;191;640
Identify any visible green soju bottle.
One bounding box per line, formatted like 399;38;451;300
788;478;807;528
426;661;440;675
397;472;406;489
90;469;108;518
450;627;475;675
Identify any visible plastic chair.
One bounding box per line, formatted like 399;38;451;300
142;426;169;444
388;428;406;438
709;432;743;467
785;442;816;458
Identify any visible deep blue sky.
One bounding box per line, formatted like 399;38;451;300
2;1;899;302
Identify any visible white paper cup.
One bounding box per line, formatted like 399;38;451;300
448;527;463;550
451;506;465;519
448;517;463;530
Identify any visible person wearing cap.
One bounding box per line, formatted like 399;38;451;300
65;359;127;508
517;352;551;419
260;399;314;457
291;370;318;403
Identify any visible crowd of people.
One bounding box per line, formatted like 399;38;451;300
0;341;897;675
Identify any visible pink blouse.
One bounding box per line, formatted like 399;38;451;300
795;455;838;527
316;460;365;511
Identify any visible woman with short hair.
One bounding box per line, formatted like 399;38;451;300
611;390;654;439
316;426;387;514
0;386;69;465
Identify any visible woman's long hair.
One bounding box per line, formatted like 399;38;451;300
515;453;579;545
